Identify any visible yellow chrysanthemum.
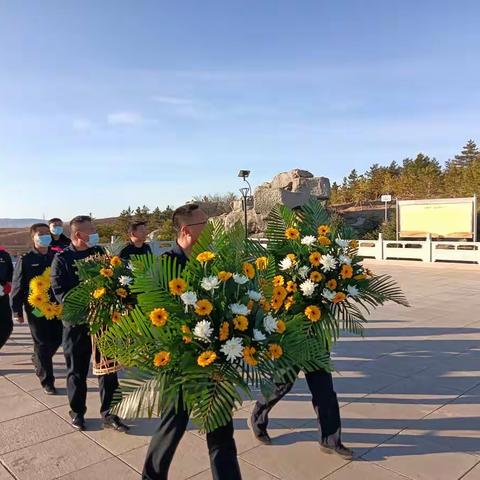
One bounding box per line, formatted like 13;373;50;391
270;296;283;311
197;351;217;367
286;280;297;293
259;297;271;312
317;225;331;236
287;253;297;264
30;275;49;293
268;343;283;360
243;262;255;279
92;287;106;299
273;275;284;287
181;325;192;343
255;256;269;270
111;311;121;323
333;292;347;304
219;321;229;341
243;346;258;366
233;315;248;331
276;319;286;334
116;287;128;298
305;305;321;322
195;299;213;316
28;291;49;308
340;264;353;280
41;303;57;320
284;295;295;311
309;251;322;267
349;240;359;249
218;271;233;282
153;351;171;367
41;267;51;280
110;256;122;267
285;227;300;240
326;279;337;290
100;268;114;278
318;236;332;246
310;271;323;283
169;278;187;296
53;303;63;317
247;299;255;311
196;251;215;263
273;286;288;301
150;307;169;327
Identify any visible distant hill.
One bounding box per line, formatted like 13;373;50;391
0;218;44;228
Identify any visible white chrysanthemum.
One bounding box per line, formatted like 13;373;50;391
248;290;262;301
263;314;278;334
229;303;251;315
300;279;317;297
346;285;359;297
193;320;213;341
338;255;352;265
181;291;198;308
119;275;133;286
301;235;317;246
220;337;243;363
253;329;266;341
127;261;135;271
320;254;337;272
279;256;294;271
233;273;249;285
335;238;349;249
298;265;310;279
322;288;336;302
200;275;221;292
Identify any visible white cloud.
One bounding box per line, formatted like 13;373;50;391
72;118;94;131
151;95;193;106
107;111;143;125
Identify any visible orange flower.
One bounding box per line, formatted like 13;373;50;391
153;351;171;367
273;275;284;287
219;321;229;341
195;299;213;316
310;271;322;283
260;297;271;312
247;299;255;310
181;325;192;343
111;311;121;323
218;271;233;281
243;262;255;279
286;280;297;293
284;295;295;311
169;278;187;296
197;351;217;367
326;279;337;290
276;319;286;334
196;251;215;263
349;240;359;249
268;343;283;360
287;253;297;263
150;307;169;327
116;287;128;298
233;315;249;331
309;251;322;267
305;305;321;322
273;286;288;301
333;292;346;304
285;227;300;240
255;257;269;270
270;296;283;311
318;236;332;246
110;256;122;267
340;264;353;280
243;346;258;366
100;267;113;278
317;225;331;236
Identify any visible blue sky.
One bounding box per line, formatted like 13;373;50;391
1;1;479;219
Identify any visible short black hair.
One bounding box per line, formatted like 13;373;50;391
128;221;147;233
172;203;200;231
48;217;63;225
70;215;92;229
30;223;49;235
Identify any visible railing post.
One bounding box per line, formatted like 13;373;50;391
425;233;432;262
378;233;384;260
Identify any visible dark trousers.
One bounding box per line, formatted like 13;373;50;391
251;368;341;441
0;296;13;350
63;323;119;418
27;313;63;387
142;394;242;480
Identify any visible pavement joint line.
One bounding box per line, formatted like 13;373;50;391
458;458;480;480
0;458;19;480
236;455;283;479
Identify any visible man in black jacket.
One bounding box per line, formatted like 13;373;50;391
142;204;242;480
51;215;128;432
0;246;14;350
119;220;152;260
10;223;63;394
48;218;71;251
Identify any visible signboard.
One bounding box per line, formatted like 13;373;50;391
381;194;392;202
398;197;477;240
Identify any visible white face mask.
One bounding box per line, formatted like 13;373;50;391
50;225;63;236
87;233;100;247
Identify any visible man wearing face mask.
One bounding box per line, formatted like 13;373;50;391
142;204;242;480
0;246;14;351
119;221;152;260
48;218;71;251
51;215;129;432
10;223;63;394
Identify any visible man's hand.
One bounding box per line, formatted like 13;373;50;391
14;315;24;324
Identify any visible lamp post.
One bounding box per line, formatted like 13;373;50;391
238;170;252;239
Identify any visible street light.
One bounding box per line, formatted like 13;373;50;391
238;170;253;239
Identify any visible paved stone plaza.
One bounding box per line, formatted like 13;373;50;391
1;260;479;480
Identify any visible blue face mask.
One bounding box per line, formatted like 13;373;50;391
37;234;52;247
87;233;100;247
50;226;63;236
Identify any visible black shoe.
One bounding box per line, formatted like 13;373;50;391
320;439;354;459
71;415;85;431
43;385;57;395
103;414;129;433
247;414;272;445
